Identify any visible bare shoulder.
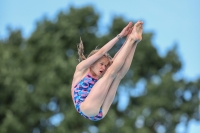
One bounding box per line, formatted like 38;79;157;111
72;67;88;87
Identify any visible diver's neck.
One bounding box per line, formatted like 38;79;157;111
89;68;98;79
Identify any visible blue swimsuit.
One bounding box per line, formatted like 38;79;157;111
73;74;103;121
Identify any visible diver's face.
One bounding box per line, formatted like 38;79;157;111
90;57;109;77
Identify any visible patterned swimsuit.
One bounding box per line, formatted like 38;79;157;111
73;74;103;121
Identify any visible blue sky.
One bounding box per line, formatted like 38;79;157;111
1;0;199;132
1;0;200;81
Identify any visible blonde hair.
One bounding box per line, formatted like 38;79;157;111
77;37;112;63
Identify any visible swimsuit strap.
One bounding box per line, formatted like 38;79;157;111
88;71;98;80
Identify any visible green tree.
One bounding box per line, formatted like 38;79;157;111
0;6;199;133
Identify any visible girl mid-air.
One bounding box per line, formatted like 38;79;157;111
71;21;143;121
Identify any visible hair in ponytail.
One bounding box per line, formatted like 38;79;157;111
77;37;112;64
77;37;86;62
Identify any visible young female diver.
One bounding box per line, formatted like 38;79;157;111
71;21;143;121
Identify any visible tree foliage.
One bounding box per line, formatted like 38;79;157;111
0;6;199;133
